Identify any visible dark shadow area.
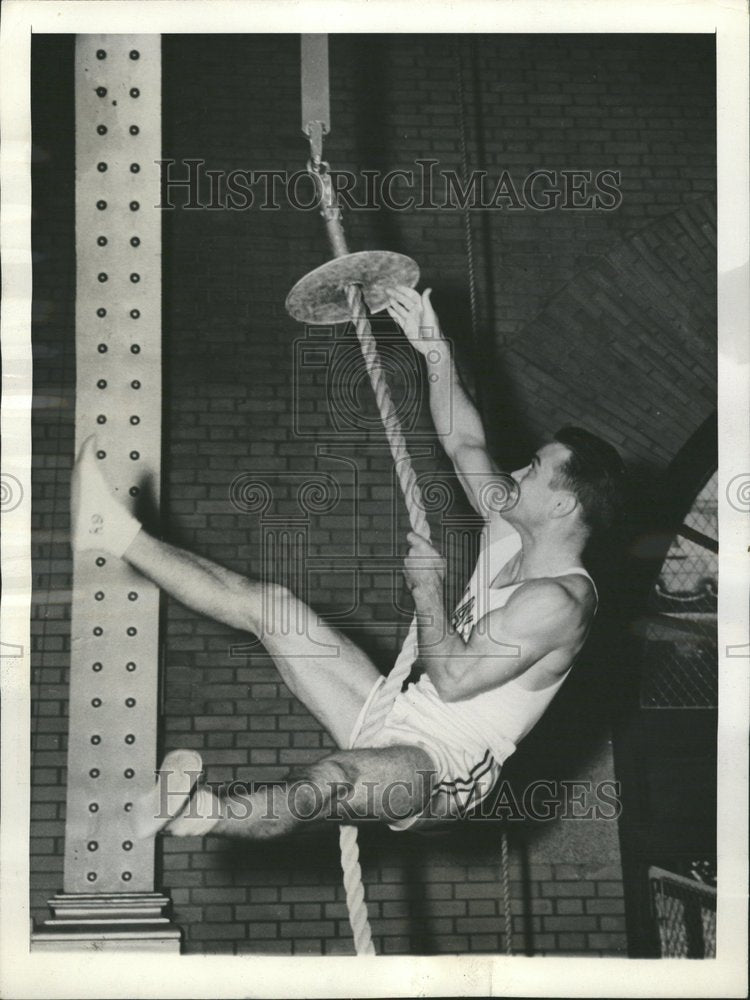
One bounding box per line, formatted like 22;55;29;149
29;33;76;922
610;414;718;956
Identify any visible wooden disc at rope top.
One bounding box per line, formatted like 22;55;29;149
285;250;420;323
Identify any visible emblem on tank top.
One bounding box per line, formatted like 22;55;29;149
450;593;475;639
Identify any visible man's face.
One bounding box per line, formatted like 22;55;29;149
506;442;573;528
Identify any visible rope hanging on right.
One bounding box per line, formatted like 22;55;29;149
455;35;480;350
454;34;514;957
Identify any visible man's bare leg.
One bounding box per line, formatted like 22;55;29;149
71;435;381;748
153;744;437;839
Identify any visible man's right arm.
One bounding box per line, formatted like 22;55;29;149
387;285;514;525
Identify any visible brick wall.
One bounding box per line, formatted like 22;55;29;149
30;34;76;917
30;32;714;955
160;836;625;956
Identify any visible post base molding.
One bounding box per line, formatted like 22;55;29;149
31;892;182;952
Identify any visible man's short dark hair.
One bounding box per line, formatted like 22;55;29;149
551;426;627;536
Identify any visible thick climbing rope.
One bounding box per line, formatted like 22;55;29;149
455;36;515;956
304;159;431;955
296;38;428;952
338;282;430;956
327;174;515;957
298;36;510;956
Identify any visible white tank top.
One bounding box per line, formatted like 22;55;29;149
405;527;598;760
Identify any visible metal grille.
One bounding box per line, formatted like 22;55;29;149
649;866;717;958
640;473;718;709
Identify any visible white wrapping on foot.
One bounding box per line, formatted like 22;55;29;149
71;435;142;557
132;748;204;839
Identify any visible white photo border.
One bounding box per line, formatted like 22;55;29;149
1;1;747;997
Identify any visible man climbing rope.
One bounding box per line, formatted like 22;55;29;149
71;285;626;839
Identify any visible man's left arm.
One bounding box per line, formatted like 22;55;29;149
404;532;584;703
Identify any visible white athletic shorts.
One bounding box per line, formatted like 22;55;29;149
348;675;511;832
